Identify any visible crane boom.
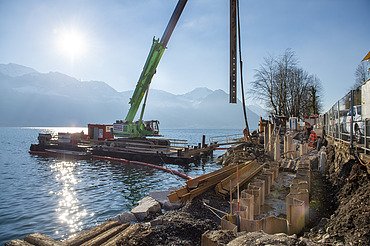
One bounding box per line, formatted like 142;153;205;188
113;0;187;138
124;38;165;123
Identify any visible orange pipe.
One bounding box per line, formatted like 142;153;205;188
92;155;192;180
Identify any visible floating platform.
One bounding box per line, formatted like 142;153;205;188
29;133;218;165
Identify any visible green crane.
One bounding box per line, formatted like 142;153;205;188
113;0;187;138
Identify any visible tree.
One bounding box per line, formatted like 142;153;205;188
251;49;323;118
354;62;368;88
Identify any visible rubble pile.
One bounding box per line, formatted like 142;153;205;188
217;142;268;166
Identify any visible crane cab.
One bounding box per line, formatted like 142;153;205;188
113;120;160;138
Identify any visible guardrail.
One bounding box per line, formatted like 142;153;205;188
209;134;244;145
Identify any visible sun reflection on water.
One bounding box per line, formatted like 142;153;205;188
50;161;87;236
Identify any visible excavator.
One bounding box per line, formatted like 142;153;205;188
112;0;187;138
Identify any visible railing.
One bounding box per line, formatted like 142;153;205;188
209;134;244;145
322;84;370;155
168;138;189;148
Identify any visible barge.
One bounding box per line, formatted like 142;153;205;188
29;124;218;165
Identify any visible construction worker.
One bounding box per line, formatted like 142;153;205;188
243;127;250;142
308;130;318;148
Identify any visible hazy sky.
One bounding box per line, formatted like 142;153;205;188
0;0;369;111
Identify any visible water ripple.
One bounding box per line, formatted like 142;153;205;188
0;127;238;244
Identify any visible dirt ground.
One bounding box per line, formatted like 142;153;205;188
305;145;370;245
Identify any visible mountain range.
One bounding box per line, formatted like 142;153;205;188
0;63;267;129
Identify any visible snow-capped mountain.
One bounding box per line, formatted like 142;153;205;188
0;63;260;129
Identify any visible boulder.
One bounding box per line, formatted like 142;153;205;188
131;196;161;221
149;190;182;210
115;212;137;224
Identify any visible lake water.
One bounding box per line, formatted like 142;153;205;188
0;127;242;244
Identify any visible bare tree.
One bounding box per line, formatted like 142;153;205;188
307;75;323;115
354;62;368;88
286;68;311;117
250;55;278;115
251;49;323;118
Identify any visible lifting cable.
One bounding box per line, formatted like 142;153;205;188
236;0;250;137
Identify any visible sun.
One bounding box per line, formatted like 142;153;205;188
56;28;88;61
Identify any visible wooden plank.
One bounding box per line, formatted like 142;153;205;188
24;233;63;246
81;223;129;246
100;224;141;246
216;161;264;195
186;162;249;188
167;191;181;203
168;162;250;203
4;239;33;246
179;163;249;201
63;220;121;246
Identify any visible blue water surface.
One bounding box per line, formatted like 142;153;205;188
0;127;241;244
